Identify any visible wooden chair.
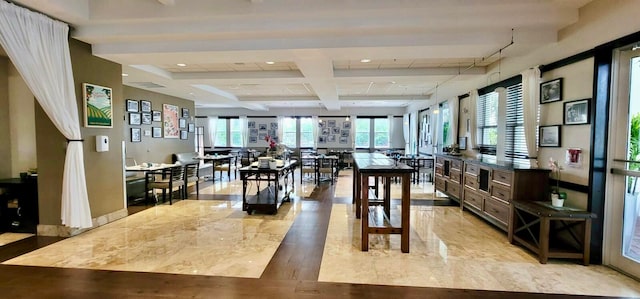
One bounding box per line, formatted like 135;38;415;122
214;156;237;181
145;165;185;205
184;163;200;199
300;157;317;184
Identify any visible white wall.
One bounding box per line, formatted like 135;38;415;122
8;62;37;177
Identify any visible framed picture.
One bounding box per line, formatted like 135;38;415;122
539;125;561;147
141;100;151;112
152;127;162;138
188;123;195;132
564;98;590;125
343;121;351;129
180;130;188;140
182;108;189;118
327;120;336;127
131;128;141;142
152;110;162;122
339;136;348;144
141;112;152;125
259;123;267;130
540;78;563;104
126;99;139;112
163;104;179;138
179;118;186;129
143;129;151;137
83;83;113;128
129;113;141;125
249;136;258;143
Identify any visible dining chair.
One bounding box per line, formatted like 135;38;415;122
145;165;185;205
184;163;200;199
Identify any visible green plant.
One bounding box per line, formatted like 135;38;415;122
628;113;640;194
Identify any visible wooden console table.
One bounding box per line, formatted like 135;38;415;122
239;160;297;215
509;200;596;265
352;153;414;253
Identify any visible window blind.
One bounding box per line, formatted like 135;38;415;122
477;91;498;155
505;83;529;166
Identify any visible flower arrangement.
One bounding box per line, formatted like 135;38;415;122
548;157;563;194
264;135;277;151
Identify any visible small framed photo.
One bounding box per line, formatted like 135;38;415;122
152;110;161;122
126;99;139;112
179;118;186;129
129;113;141;125
343;121;351;129
540;78;563;104
152;127;162;138
131;128;141;142
327;120;336;127
141;112;152;125
140;100;151;112
83;83;113;128
182;108;189;118
143;129;151;137
564;98;590;125
188;123;195;132
248;121;256;129
180;130;188;140
539;125;561;147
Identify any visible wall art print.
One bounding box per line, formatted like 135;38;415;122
83;83;113;128
163;104;180;138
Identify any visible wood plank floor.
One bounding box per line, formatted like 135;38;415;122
0;179;630;298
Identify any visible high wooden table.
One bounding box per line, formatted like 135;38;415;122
509;200;596;265
352;153;414;253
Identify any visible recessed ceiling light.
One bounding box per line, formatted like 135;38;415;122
360;59;371;63
389;81;396;84
176;63;187;67
122;73;129;77
265;61;275;65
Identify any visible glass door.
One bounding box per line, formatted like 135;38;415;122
605;43;640;278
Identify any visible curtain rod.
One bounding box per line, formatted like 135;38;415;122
4;0;75;31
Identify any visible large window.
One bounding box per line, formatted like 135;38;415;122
477;91;499;155
505;83;529;166
282;117;296;148
355;119;370;148
229;118;243;147
373;118;389;148
300;117;314;148
214;118;227;147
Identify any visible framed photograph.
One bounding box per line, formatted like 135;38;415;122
249;136;258;143
327;134;336;142
188;123;195;132
332;127;340;134
259;123;267;130
270;122;278;130
539;125;561;147
129;113;141;125
131;128;141;142
163;104;179;138
143;129;151;137
341;129;349;137
83;83;113;128
152;127;162;138
180;130;188;140
140;100;151;112
141;112;152;125
564;98;590;125
179;118;187;129
327;120;336;127
182;108;189;118
343;121;351;129
152;110;162;122
126;99;139;112
339;136;348;144
540;78;563;104
248;121;256;129
318;135;326;144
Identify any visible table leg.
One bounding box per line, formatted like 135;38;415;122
361;174;369;251
355;167;361;219
401;173;410;253
539;216;550;264
384;176;391;217
584;219;592;266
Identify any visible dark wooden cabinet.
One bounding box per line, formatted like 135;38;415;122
434;155;463;202
0;177;38;233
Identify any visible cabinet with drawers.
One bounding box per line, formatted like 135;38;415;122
434;154;463;202
462;159;550;231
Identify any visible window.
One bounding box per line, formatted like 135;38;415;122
440;102;450;146
229;118;243;147
214;118;227;147
477;91;499;155
505;83;529;166
373;118;389;148
355;118;370;148
300;117;314;148
282;117;296;148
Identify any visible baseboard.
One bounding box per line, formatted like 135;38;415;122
36;208;129;237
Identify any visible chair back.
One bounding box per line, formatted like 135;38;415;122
169;165;185;182
185;163;199;179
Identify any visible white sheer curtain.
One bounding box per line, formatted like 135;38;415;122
468;90;479;152
410;112;418;155
277;116;284;142
312;116;319;149
495;87;507;160
387;114;394;149
350;115;357;150
521;67;541;167
208;116;218;148
448;97;459;147
0;2;91;228
239;115;248;148
402;113;409;154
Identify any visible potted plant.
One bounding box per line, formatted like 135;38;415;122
548;157;566;207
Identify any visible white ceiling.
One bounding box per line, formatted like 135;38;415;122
13;0;592;111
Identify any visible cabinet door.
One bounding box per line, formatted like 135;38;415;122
492;169;512;186
465;163;479;175
463;188;483;210
435;176;446;192
483;197;509;227
446;181;461;199
449;169;461;183
490;183;511;204
464;173;479;190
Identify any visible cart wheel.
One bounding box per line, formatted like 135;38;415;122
247;210;253;215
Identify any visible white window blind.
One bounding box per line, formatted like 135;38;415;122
282;117;297;148
477;91;498;155
300;117;314;148
505;83;529;166
214;118;227;147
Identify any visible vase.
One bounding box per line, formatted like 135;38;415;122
551;193;564;207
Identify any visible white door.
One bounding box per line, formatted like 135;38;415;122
605;43;640;278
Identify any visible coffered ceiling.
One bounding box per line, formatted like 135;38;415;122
13;0;591;111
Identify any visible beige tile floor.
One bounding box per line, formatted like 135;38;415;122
0;233;33;246
319;204;640;297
